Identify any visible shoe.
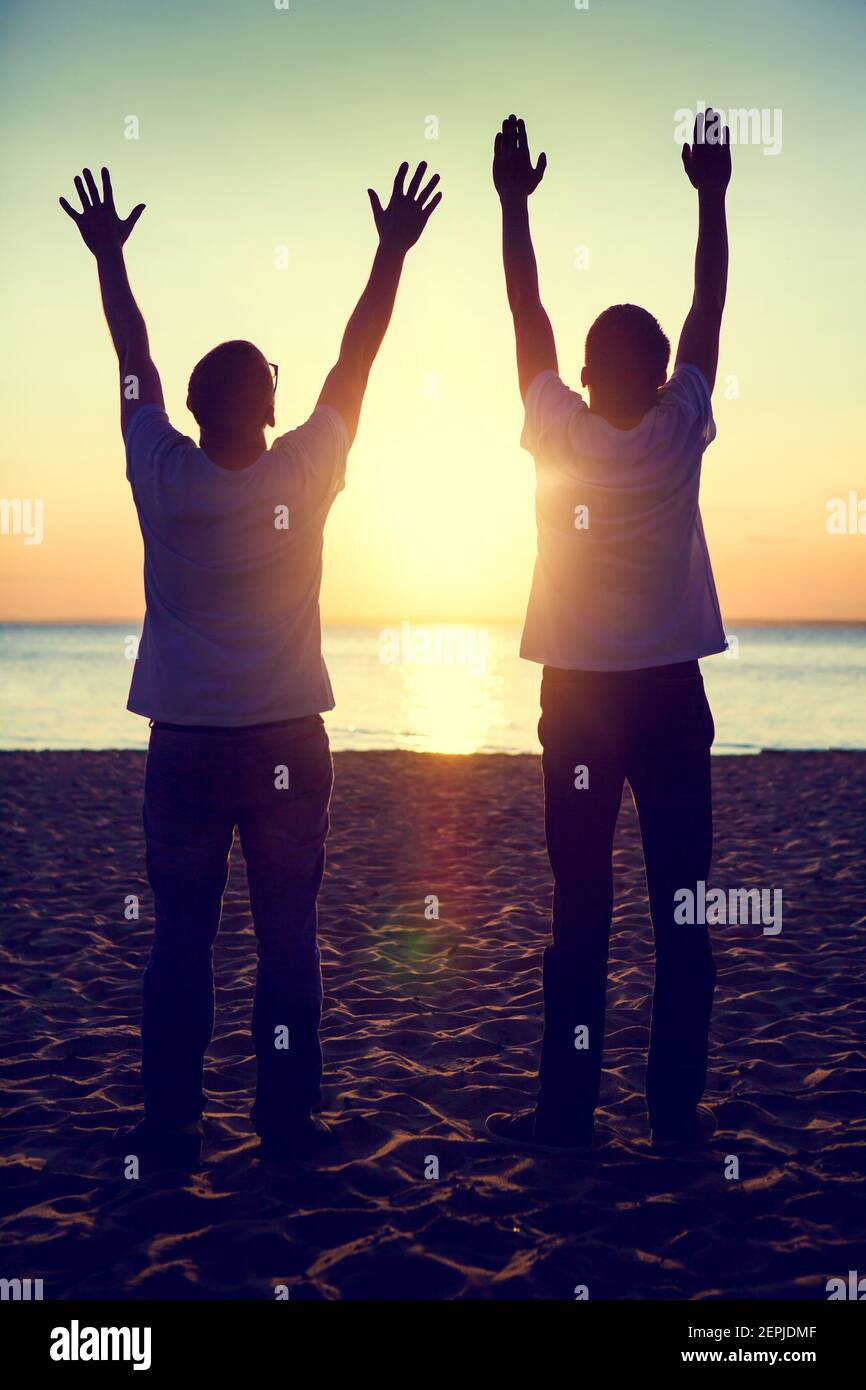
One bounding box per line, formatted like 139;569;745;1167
650;1105;717;1151
110;1118;203;1170
484;1108;593;1154
258;1115;335;1162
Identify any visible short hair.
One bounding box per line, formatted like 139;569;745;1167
187;340;273;434
584;304;670;397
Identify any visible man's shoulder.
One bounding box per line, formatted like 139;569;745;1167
125;405;196;484
657;363;716;448
525;369;584;410
659;363;713;411
521;372;587;457
269;405;350;460
125;403;192;450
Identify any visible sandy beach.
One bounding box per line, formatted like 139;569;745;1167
0;748;864;1301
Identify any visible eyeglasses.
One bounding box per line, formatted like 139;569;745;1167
267;362;279;395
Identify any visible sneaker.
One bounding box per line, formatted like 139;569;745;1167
484;1108;593;1154
110;1118;203;1170
258;1115;335;1162
650;1105;717;1151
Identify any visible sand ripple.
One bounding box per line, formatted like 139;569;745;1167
1;750;864;1299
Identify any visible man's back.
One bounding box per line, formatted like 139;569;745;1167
520;363;726;671
126;403;348;725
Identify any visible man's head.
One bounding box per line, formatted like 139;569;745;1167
581;304;670;418
187;340;275;439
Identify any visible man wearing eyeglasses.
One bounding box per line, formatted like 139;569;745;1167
60;161;441;1166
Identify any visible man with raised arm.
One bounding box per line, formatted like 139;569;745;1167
60;160;441;1166
486;111;730;1153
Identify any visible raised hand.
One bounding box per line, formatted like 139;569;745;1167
681;109;732;194
368;161;442;253
493;115;547;201
59;168;145;257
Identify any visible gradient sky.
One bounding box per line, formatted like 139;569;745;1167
1;0;864;623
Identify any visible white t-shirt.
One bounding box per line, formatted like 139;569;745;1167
519;364;726;671
125;403;348;725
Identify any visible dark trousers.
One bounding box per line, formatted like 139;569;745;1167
140;715;333;1137
537;661;716;1132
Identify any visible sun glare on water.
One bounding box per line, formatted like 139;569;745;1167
382;622;501;755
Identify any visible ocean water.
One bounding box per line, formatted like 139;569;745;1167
0;623;864;755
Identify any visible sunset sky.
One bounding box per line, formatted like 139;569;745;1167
1;0;864;624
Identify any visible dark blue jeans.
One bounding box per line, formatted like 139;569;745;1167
141;715;333;1138
537;661;716;1133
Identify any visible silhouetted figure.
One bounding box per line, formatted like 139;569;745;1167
60;161;441;1165
485;111;731;1152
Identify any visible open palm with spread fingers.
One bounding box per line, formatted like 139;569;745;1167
368;161;441;253
58;164;162;437
59;167;145;257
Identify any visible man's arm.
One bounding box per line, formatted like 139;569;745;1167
60;167;163;439
676;109;732;392
318;160;442;444
493;114;557;400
